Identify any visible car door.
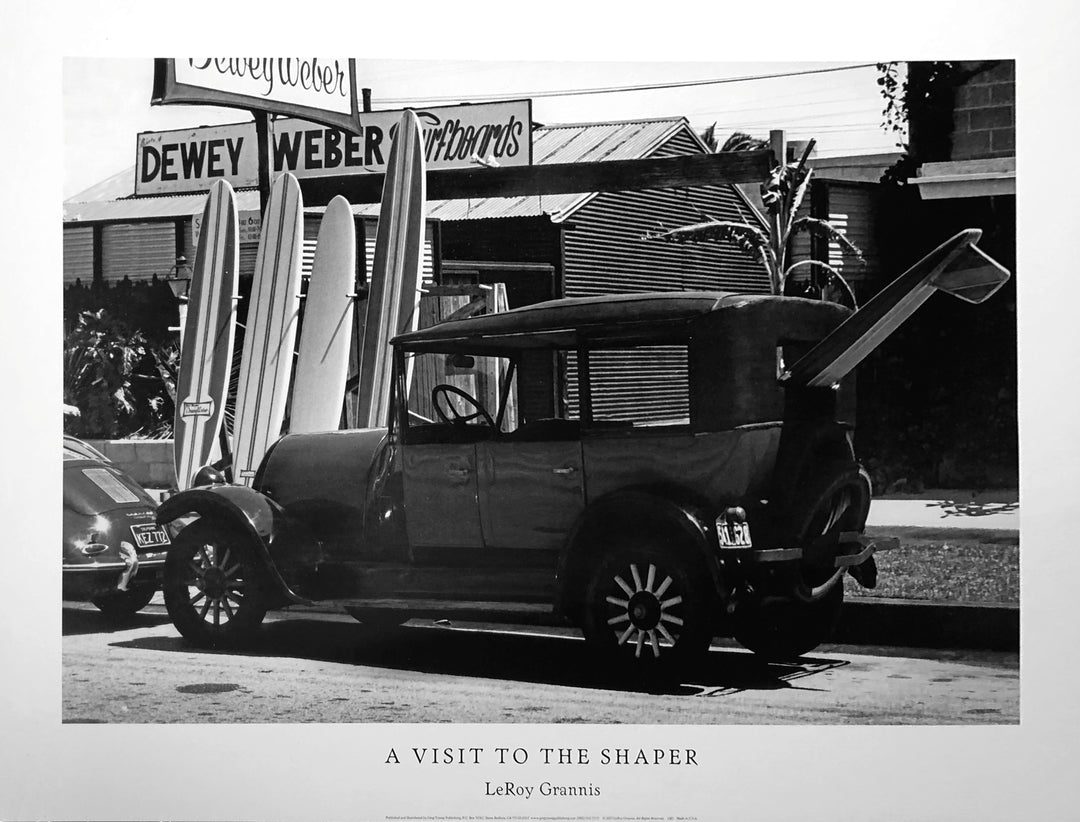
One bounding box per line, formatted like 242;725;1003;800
476;440;585;550
401;442;484;548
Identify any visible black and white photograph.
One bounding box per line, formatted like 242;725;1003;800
4;2;1080;820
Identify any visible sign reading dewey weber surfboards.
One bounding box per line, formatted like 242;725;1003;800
232;173;304;484
136;99;532;196
173;179;239;490
355;110;427;430
290;195;357;433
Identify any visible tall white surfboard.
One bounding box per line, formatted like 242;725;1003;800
355;109;426;430
173;180;239;490
232;173;303;485
291;195;357;433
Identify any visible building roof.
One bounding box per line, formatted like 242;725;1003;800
63;117;704;225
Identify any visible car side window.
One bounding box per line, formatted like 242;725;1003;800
568;344;691;430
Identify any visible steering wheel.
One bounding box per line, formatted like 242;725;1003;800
431;384;495;428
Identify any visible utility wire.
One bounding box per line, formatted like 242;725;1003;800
372;62;879;106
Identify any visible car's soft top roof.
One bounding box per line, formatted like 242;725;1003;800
393;291;783;352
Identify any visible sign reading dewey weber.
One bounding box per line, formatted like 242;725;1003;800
152;58;361;134
136;100;533;196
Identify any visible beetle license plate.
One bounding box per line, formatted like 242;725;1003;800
716;517;752;549
130;523;171;548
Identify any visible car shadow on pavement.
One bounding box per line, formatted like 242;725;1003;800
62;604;173;636
109;617;847;696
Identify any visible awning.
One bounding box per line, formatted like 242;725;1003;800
909;158;1015;200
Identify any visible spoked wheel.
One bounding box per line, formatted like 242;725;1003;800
582;541;713;678
733;462;871;660
163;520;268;648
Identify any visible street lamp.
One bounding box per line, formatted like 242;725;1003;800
166;255;192;349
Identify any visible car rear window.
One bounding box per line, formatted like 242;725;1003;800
64;465;152;515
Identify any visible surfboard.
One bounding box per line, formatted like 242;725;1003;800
173;179;239;490
355;109;426;430
232;172;304;485
784;229;1010;388
290;195;357;433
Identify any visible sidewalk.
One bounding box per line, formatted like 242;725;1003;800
868;492;1019;531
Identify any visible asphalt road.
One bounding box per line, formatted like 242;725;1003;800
62;603;1018;724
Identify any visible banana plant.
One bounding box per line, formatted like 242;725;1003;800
646;137;863;306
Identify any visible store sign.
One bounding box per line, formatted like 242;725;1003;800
136;100;533;196
191;208;262;246
138;124;259;195
152;58;361;134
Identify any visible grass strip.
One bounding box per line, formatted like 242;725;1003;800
845;527;1019;604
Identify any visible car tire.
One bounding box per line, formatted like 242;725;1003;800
731;584;845;661
162;520;268;649
732;462;870;660
91;583;157;618
581;536;714;680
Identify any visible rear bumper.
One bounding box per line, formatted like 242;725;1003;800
62;552;166;599
720;533;899;564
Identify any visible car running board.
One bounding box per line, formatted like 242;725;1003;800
326;597;561;627
783;229;1011;388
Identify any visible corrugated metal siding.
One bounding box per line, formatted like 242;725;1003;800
559;126;766;423
790;180;879;301
567;346;689;424
64;188;262;223
100;222;177;282
363;220;437;289
181;219;195;265
63;226;94;283
562;188;769;296
534;119;682;164
824;183;878;297
239;244;259;279
426;119;687;222
302;215;320;278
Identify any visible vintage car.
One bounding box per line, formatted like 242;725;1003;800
63;436;171;616
156;230;1009;673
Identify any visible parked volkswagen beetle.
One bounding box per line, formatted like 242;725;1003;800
157;230;1009;673
63;436;170;616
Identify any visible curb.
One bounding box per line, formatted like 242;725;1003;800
839;597;1018;652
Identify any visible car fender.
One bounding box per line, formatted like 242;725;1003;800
555;486;724;621
770;421;856;511
156;485;315;606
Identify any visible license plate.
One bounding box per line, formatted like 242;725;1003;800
130;523;171;549
716;517;753;549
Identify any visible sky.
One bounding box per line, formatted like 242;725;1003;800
62;58;903;200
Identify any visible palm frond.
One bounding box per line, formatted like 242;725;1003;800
791;217;866;263
645;219;768;250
